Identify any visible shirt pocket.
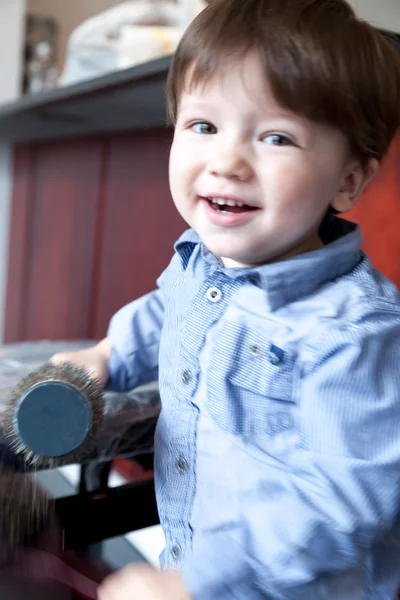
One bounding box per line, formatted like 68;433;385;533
206;320;296;438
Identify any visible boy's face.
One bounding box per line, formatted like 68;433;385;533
169;53;368;267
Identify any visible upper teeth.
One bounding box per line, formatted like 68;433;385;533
209;197;244;207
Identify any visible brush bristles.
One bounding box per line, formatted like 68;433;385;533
0;469;55;548
3;362;104;469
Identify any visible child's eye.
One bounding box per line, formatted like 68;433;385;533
190;121;217;134
261;133;292;146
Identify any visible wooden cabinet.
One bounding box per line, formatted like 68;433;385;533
4;129;185;342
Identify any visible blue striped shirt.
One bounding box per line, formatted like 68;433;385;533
108;217;400;599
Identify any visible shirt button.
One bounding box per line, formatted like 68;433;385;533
181;369;192;384
206;287;223;303
170;544;182;560
249;343;262;357
176;457;188;473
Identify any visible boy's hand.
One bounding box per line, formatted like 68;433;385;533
51;338;111;386
97;564;192;600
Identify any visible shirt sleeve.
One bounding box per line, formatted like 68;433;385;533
106;288;165;392
185;313;400;599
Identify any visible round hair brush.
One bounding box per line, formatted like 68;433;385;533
3;362;104;469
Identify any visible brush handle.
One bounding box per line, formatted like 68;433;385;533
14;382;92;458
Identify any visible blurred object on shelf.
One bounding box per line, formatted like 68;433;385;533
23;15;59;95
59;0;207;87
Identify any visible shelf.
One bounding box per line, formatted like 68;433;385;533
0;55;172;143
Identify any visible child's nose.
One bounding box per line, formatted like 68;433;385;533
207;148;253;181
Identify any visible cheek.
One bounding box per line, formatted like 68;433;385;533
261;163;330;224
263;165;316;207
170;138;191;176
169;148;193;220
170;141;202;196
169;145;185;195
168;140;179;181
273;162;329;201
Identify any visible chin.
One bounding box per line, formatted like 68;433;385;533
206;242;251;264
216;251;256;269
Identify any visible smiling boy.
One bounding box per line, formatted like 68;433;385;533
54;1;400;598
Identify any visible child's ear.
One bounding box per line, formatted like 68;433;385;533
331;158;379;213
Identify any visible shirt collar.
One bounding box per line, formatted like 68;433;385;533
174;217;362;309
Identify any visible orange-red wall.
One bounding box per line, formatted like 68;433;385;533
347;134;400;287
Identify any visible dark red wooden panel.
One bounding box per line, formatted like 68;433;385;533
25;139;105;340
4;146;35;342
347;134;400;288
6;139;105;341
92;129;185;338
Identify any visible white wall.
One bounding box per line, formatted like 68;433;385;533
0;0;26;104
0;0;26;341
348;0;400;33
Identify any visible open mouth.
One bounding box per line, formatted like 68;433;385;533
205;197;257;214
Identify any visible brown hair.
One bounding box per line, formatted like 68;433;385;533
166;0;400;163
